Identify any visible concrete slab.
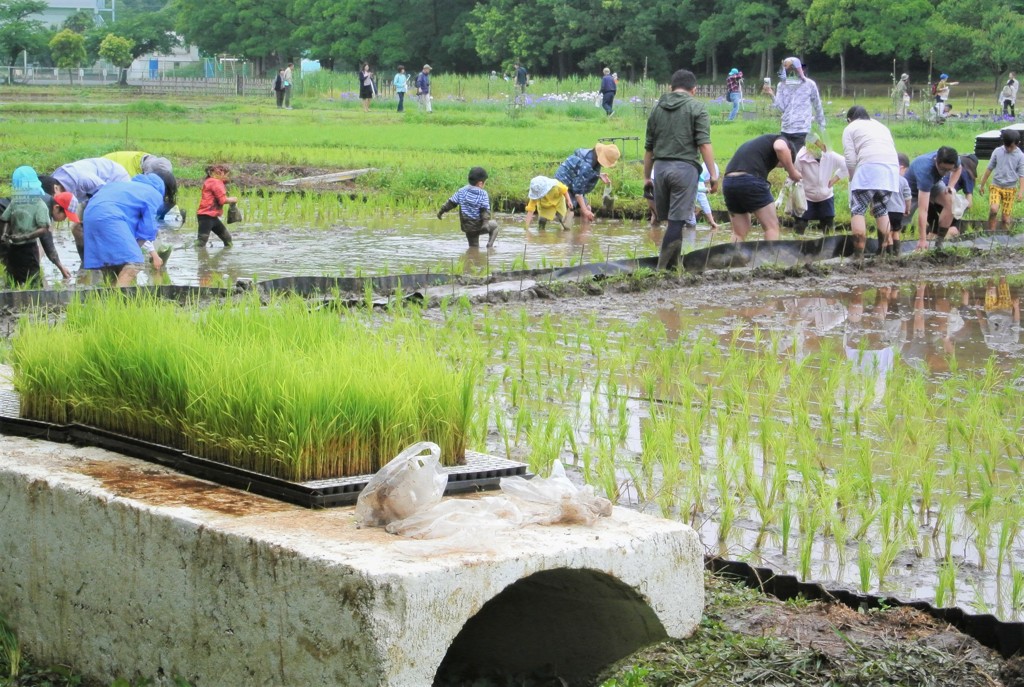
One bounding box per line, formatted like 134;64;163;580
0;434;703;686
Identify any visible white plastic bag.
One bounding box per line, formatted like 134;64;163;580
778;180;807;217
951;191;969;220
790;181;807;216
354;442;447;528
500;462;612;526
594;94;602;108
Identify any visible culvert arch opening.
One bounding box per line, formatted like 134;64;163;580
433;567;667;686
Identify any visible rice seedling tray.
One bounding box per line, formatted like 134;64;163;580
706;557;1024;659
0;390;529;509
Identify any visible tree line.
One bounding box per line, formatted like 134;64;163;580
2;0;1023;88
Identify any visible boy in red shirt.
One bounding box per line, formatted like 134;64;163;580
196;164;238;247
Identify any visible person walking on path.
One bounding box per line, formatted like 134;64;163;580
273;69;285;108
393;65;409;112
773;57;826;151
282;62;294;109
416;65;432;112
359;63;375;112
599;67;617;116
555;142;620;223
893;73;910;118
1001;72;1019;118
726;68;744;121
978;129;1024;231
514;61;528;99
722;133;802;242
643;68;717;269
905;147;962;250
841;106;900;254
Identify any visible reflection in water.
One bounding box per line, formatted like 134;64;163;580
650;276;1024;375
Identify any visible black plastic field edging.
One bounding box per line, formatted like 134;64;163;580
0;413;529;509
706;556;1024;658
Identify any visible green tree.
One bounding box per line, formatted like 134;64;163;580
797;0;859;95
49;28;86;84
174;0;302;74
86;11;178;64
98;33;133;84
0;0;47;65
63;9;94;33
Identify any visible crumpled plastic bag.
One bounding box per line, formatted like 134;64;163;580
386;461;612;544
355;442;447;528
500;461;612;526
951;191;969;220
777;179;807;217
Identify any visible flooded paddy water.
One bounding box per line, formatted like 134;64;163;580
36;214;683;287
450;260;1024;623
16;205;1024;624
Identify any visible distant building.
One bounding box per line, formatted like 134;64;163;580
128;43;202;79
36;0;114;28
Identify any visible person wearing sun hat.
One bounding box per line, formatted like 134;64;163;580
726;67;744;121
524;175;574;232
773;56;825;151
554;141;619;222
0;166;68;285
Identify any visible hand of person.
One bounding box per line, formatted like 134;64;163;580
582;206;595;222
707;178;719;194
789;170;803;183
916;238;929;251
152;253;163;270
599;173;611;184
60;266;71;280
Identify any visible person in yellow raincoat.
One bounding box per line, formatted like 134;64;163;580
103;151;177;221
524;176;574;231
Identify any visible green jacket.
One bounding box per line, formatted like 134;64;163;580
644;91;711;170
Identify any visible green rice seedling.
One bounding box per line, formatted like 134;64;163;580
857;540;873;593
780;497;794;556
12;293;477;481
1012;569;1024;614
0;615;21;680
935;559;957;607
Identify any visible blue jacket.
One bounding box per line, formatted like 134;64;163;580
415;71;430;94
83;174;164;269
600;74;616;94
555;148;601;198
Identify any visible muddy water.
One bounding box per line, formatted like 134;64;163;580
489;271;1024;621
37;215;707;287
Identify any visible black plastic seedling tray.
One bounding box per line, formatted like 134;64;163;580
0;391;529;509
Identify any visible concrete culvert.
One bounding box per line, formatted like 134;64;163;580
433;568;666;686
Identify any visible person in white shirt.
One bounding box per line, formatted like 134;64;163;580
791;132;847;235
841;105;900;254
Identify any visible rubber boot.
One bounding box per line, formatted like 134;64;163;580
485;220;500;248
793;218;807;236
657;220;686;270
935;226;949;250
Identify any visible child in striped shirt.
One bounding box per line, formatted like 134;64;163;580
437;167;499;247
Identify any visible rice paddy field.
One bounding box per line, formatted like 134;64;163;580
4;80;1024;623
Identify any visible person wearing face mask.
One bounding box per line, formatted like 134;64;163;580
790;132;847;235
773;56;826;151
